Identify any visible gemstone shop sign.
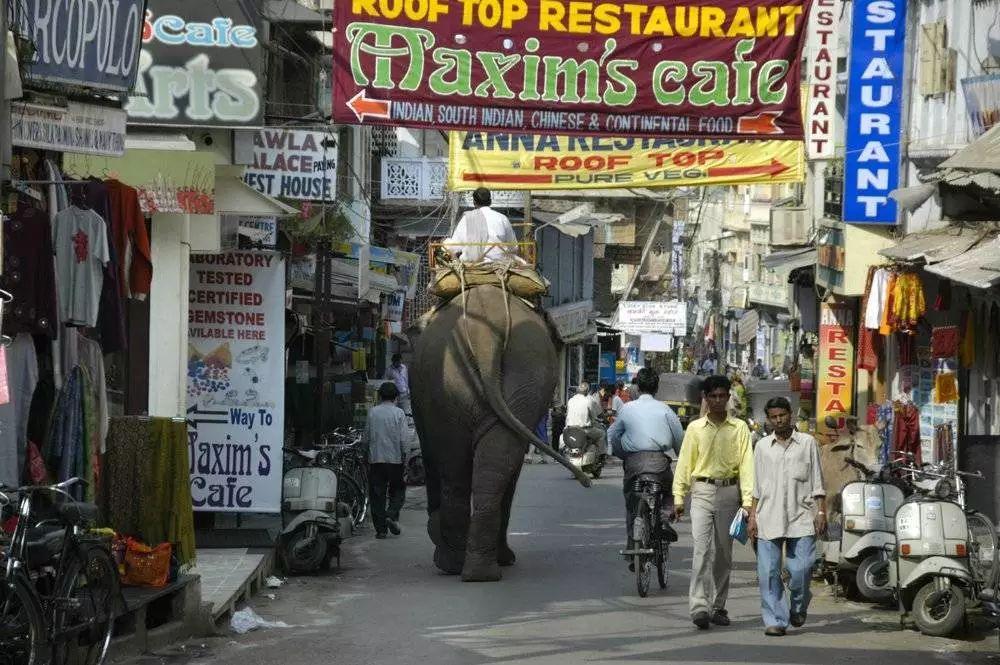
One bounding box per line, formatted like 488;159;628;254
334;0;814;139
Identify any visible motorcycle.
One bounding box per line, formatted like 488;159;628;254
280;448;347;574
403;414;425;486
562;425;605;479
818;457;906;602
887;461;997;637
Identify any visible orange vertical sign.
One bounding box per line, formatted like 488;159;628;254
817;301;856;429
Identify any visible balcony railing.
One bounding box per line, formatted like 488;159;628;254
381;157;449;201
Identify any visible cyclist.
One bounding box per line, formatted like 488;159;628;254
608;368;685;558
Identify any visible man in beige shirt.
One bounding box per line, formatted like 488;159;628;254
673;375;754;630
749;396;826;636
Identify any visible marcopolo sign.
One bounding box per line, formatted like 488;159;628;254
448;132;804;189
842;0;907;224
235;129;338;201
126;1;263;127
334;0;813;139
17;0;145;92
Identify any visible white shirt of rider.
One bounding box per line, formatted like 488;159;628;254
445;206;517;262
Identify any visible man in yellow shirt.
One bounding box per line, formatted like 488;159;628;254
673;375;754;630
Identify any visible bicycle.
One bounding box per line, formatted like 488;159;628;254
316;442;370;529
0;478;121;665
620;476;677;597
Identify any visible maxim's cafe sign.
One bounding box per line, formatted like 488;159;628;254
126;2;262;127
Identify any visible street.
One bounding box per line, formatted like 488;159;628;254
128;463;998;665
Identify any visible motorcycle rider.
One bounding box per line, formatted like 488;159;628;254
608;368;685;563
565;382;607;458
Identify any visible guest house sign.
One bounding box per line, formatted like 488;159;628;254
334;0;813;139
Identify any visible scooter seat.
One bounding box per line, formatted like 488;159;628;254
981;588;998;603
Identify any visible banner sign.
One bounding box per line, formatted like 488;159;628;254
334;0;813;139
448;132;804;189
842;0;906;224
127;2;263;126
804;0;837;159
236;129;338;201
817;301;855;430
617;300;687;336
17;0;144;92
187;252;285;512
11;101;127;157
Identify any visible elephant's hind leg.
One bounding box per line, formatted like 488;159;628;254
463;430;525;582
497;462;522;567
434;458;473;575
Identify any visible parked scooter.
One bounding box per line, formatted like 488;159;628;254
888;461;997;636
818;457;907;602
280;448;347;573
562;425;605;479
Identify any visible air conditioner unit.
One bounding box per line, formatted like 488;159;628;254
770;207;810;246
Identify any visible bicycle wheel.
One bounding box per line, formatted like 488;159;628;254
634;503;651;598
0;572;48;665
52;545;121;665
337;473;369;528
656;540;668;589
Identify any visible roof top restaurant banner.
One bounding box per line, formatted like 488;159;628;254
333;0;813;139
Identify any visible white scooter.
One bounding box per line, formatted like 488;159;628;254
888;462;996;637
280;448;349;573
819;457;906;602
562;425;605;480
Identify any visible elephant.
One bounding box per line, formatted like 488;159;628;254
409;284;591;582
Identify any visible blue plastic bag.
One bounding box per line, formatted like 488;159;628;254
729;507;749;545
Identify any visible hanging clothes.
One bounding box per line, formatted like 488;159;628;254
1;200;58;337
890;272;926;332
864;267;891;329
959;309;976;369
892;402;921;466
875;402;894;465
931;326;960;359
857;266;881;372
77;336;109;453
45;366;86;494
934;372;958;403
933;279;951;311
105;180;153;299
879;271;899;335
0;334;38;487
101;417;195;564
52;206;110;327
934;423;954;464
82;180;127;353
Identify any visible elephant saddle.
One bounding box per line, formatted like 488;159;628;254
429;260;549;300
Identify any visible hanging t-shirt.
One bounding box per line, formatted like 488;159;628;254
863;268;890;330
53;206;110;327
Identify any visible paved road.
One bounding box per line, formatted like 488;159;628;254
130;462;999;665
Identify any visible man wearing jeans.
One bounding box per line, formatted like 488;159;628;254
749;397;827;636
673;375;755;630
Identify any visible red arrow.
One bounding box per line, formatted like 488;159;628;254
347;90;391;122
707;159;790;178
462;172;553;184
737;111;784;135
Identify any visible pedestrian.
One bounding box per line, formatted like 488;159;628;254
384;353;411;415
364;382;409;539
749;397;826;636
673;374;754;630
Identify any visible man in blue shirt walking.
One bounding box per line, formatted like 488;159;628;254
608;368;685;554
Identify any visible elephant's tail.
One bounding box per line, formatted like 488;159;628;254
454;323;592;489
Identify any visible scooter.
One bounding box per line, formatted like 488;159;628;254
818;457;907;602
888;461;996;637
280;448;347;573
562;425;605;479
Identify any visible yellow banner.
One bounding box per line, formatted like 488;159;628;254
448;132;805;191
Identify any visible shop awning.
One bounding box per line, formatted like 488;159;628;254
939;123;1000;172
762;247;816;271
877;226;983;263
215;166;298;217
923;235;1000;289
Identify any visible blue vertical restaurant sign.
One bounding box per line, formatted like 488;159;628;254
842;0;908;224
17;0;146;92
